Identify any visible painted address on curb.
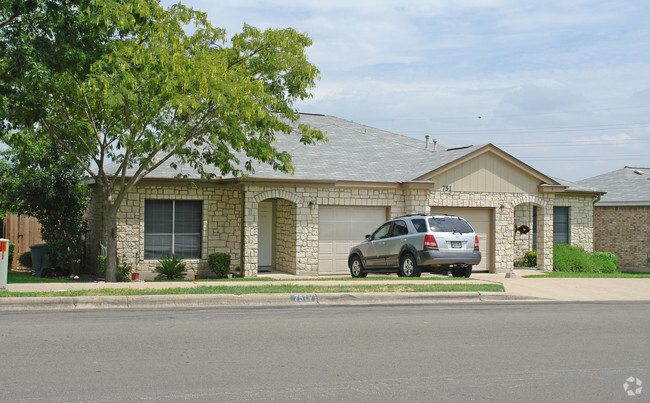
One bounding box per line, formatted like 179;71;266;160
290;294;316;303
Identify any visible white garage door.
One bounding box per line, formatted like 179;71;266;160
430;207;492;272
318;206;387;275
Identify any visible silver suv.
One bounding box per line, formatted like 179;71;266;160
348;214;481;278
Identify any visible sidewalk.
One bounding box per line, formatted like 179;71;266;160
2;270;650;310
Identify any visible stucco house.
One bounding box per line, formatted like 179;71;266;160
85;114;603;278
576;167;650;271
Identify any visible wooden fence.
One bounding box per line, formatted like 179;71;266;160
2;214;44;268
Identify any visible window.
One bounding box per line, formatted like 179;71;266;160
428;217;473;233
144;200;202;259
532;206;538;250
553;206;570;244
411;219;427;233
391;220;409;236
372;223;392;240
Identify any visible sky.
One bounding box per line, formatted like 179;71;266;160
165;0;650;181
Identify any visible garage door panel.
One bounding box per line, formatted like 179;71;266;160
431;207;492;272
318;206;387;275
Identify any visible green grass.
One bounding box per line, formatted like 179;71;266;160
524;271;650;278
7;271;72;283
0;283;504;298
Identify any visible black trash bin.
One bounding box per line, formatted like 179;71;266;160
30;243;52;277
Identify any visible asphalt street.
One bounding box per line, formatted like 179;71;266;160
1;302;649;402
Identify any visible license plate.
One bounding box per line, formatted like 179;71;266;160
451;241;462;249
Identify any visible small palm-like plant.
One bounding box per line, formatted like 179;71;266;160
154;254;187;280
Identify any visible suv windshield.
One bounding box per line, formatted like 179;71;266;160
428;216;473;233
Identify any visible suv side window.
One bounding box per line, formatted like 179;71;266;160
391;220;409;236
411;218;427;233
372;222;392;240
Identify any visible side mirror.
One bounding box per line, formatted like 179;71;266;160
365;234;372;241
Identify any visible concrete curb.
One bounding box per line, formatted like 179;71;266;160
0;291;541;311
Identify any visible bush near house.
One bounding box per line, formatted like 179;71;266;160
154;254;187;280
209;253;231;278
8;243;15;270
18;251;32;268
553;244;618;273
98;255;132;282
515;250;537;268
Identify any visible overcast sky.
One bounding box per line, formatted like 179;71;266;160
166;0;650;181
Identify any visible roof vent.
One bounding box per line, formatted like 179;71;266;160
425;135;429;149
433;138;438;151
634;169;645;175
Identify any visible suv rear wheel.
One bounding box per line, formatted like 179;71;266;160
350;256;368;278
399;253;421;277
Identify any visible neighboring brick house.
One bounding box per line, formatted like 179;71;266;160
85;114;602;278
576;167;650;271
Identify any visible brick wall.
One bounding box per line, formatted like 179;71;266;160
594;206;650;270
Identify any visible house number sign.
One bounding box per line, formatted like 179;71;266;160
291;294;316;303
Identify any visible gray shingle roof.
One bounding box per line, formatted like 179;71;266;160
102;114;602;193
105;114;481;183
575;167;650;205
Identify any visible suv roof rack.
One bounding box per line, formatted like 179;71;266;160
394;213;428;219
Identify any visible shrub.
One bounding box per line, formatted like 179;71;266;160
155;254;187;280
98;255;132;282
553;244;618;273
18;251;32;268
515;250;537;267
209;253;231;278
8;243;15;269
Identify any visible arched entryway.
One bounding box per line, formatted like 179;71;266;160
256;197;297;274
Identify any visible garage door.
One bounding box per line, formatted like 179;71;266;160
318;206;388;275
430;207;492;272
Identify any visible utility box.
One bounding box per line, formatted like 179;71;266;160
0;238;8;290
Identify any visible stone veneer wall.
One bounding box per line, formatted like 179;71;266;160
112;182;242;280
594;206;649;270
275;199;297;274
513;204;535;261
96;181;596;278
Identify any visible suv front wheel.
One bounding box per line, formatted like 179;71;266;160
399;253;421;277
350;256;368;278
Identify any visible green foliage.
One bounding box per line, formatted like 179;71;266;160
98;255;131;282
209;253;231;279
18;251;32;268
155;254;187;280
2;0;324;282
8;243;14;270
515;250;537;267
553;244;618;273
0;131;88;275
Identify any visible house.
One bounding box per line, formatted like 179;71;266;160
85;114;603;278
576;167;650;271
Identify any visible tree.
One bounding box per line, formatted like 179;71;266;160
1;0;108;132
0;130;88;273
2;1;324;281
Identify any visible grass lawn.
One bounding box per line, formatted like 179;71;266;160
0;283;504;298
524;271;650;278
7;270;73;283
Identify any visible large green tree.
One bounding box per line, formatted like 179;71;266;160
2;0;324;281
0;130;88;273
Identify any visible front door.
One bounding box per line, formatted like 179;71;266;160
258;201;273;269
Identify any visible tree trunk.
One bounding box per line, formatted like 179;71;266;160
102;207;118;282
